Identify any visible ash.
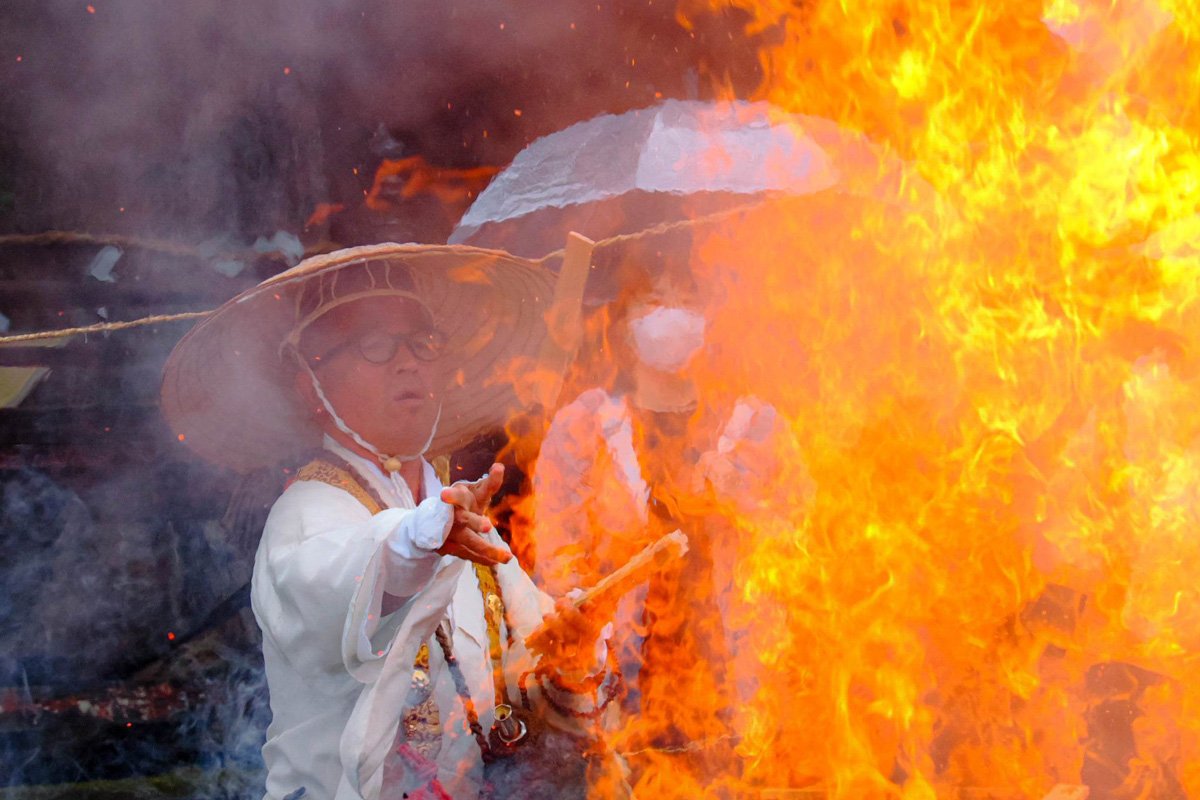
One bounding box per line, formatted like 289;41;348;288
482;728;591;800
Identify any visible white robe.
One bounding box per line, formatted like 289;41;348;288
251;437;591;800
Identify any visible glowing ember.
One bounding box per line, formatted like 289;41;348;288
364;156;498;212
304;202;345;230
0;683;197;724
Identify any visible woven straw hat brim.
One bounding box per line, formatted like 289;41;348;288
161;243;554;472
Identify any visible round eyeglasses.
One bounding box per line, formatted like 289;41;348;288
317;329;447;365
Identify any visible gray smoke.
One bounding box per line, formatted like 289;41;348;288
0;0;762;241
0;0;762;794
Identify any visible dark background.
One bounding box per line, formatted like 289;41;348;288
0;1;764;793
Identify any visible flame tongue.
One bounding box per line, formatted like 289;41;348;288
497;1;1200;796
558;0;1200;796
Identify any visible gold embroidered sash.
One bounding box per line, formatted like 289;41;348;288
294;457;506;763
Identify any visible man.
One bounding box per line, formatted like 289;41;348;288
163;244;620;800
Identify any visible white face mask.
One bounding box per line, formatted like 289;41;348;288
628;306;707;373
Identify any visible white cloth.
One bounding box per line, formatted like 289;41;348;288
531;388;650;595
627;306;706;373
251;436;603;800
705;395;787;507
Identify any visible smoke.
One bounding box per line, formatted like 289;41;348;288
0;0;763;793
0;468;95;685
0;0;762;242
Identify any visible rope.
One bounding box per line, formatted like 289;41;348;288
0;199;768;346
296;347;441;469
0;311;212;344
434;623;492;757
531;198;765;265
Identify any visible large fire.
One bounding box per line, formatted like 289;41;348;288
502;0;1200;797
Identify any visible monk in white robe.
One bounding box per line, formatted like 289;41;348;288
162;246;619;800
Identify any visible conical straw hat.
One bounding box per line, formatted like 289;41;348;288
161;243;553;472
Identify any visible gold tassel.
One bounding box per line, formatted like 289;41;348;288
431;454;451;485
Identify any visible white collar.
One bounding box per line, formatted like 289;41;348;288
321;434;441;510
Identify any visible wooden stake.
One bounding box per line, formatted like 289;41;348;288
533;231;594;409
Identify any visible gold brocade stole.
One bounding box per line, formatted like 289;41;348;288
294;456;506;763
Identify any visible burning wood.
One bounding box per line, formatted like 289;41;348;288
525;530;688;659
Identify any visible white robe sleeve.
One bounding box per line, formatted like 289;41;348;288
255;481;454;688
253;479;468;797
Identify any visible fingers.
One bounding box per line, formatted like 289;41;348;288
440;528;512;566
468;535;512;565
454;505;493;534
444;463;506;513
484;462;505;496
441;542;503;566
440;540;503;566
440;485;474;509
467;463;505;509
438;467;514;567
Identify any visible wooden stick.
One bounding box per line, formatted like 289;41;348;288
525;530;688;654
532;231;594;409
569;529;688;613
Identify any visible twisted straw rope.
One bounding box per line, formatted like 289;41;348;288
531;199;761;265
0;199;764;346
0;311;213;345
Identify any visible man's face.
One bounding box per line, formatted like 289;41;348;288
297;296;443;457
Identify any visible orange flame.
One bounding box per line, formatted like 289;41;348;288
304;202;345;230
364;156;498;212
492;0;1200;797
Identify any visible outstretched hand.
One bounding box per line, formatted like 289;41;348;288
437;463;512;567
